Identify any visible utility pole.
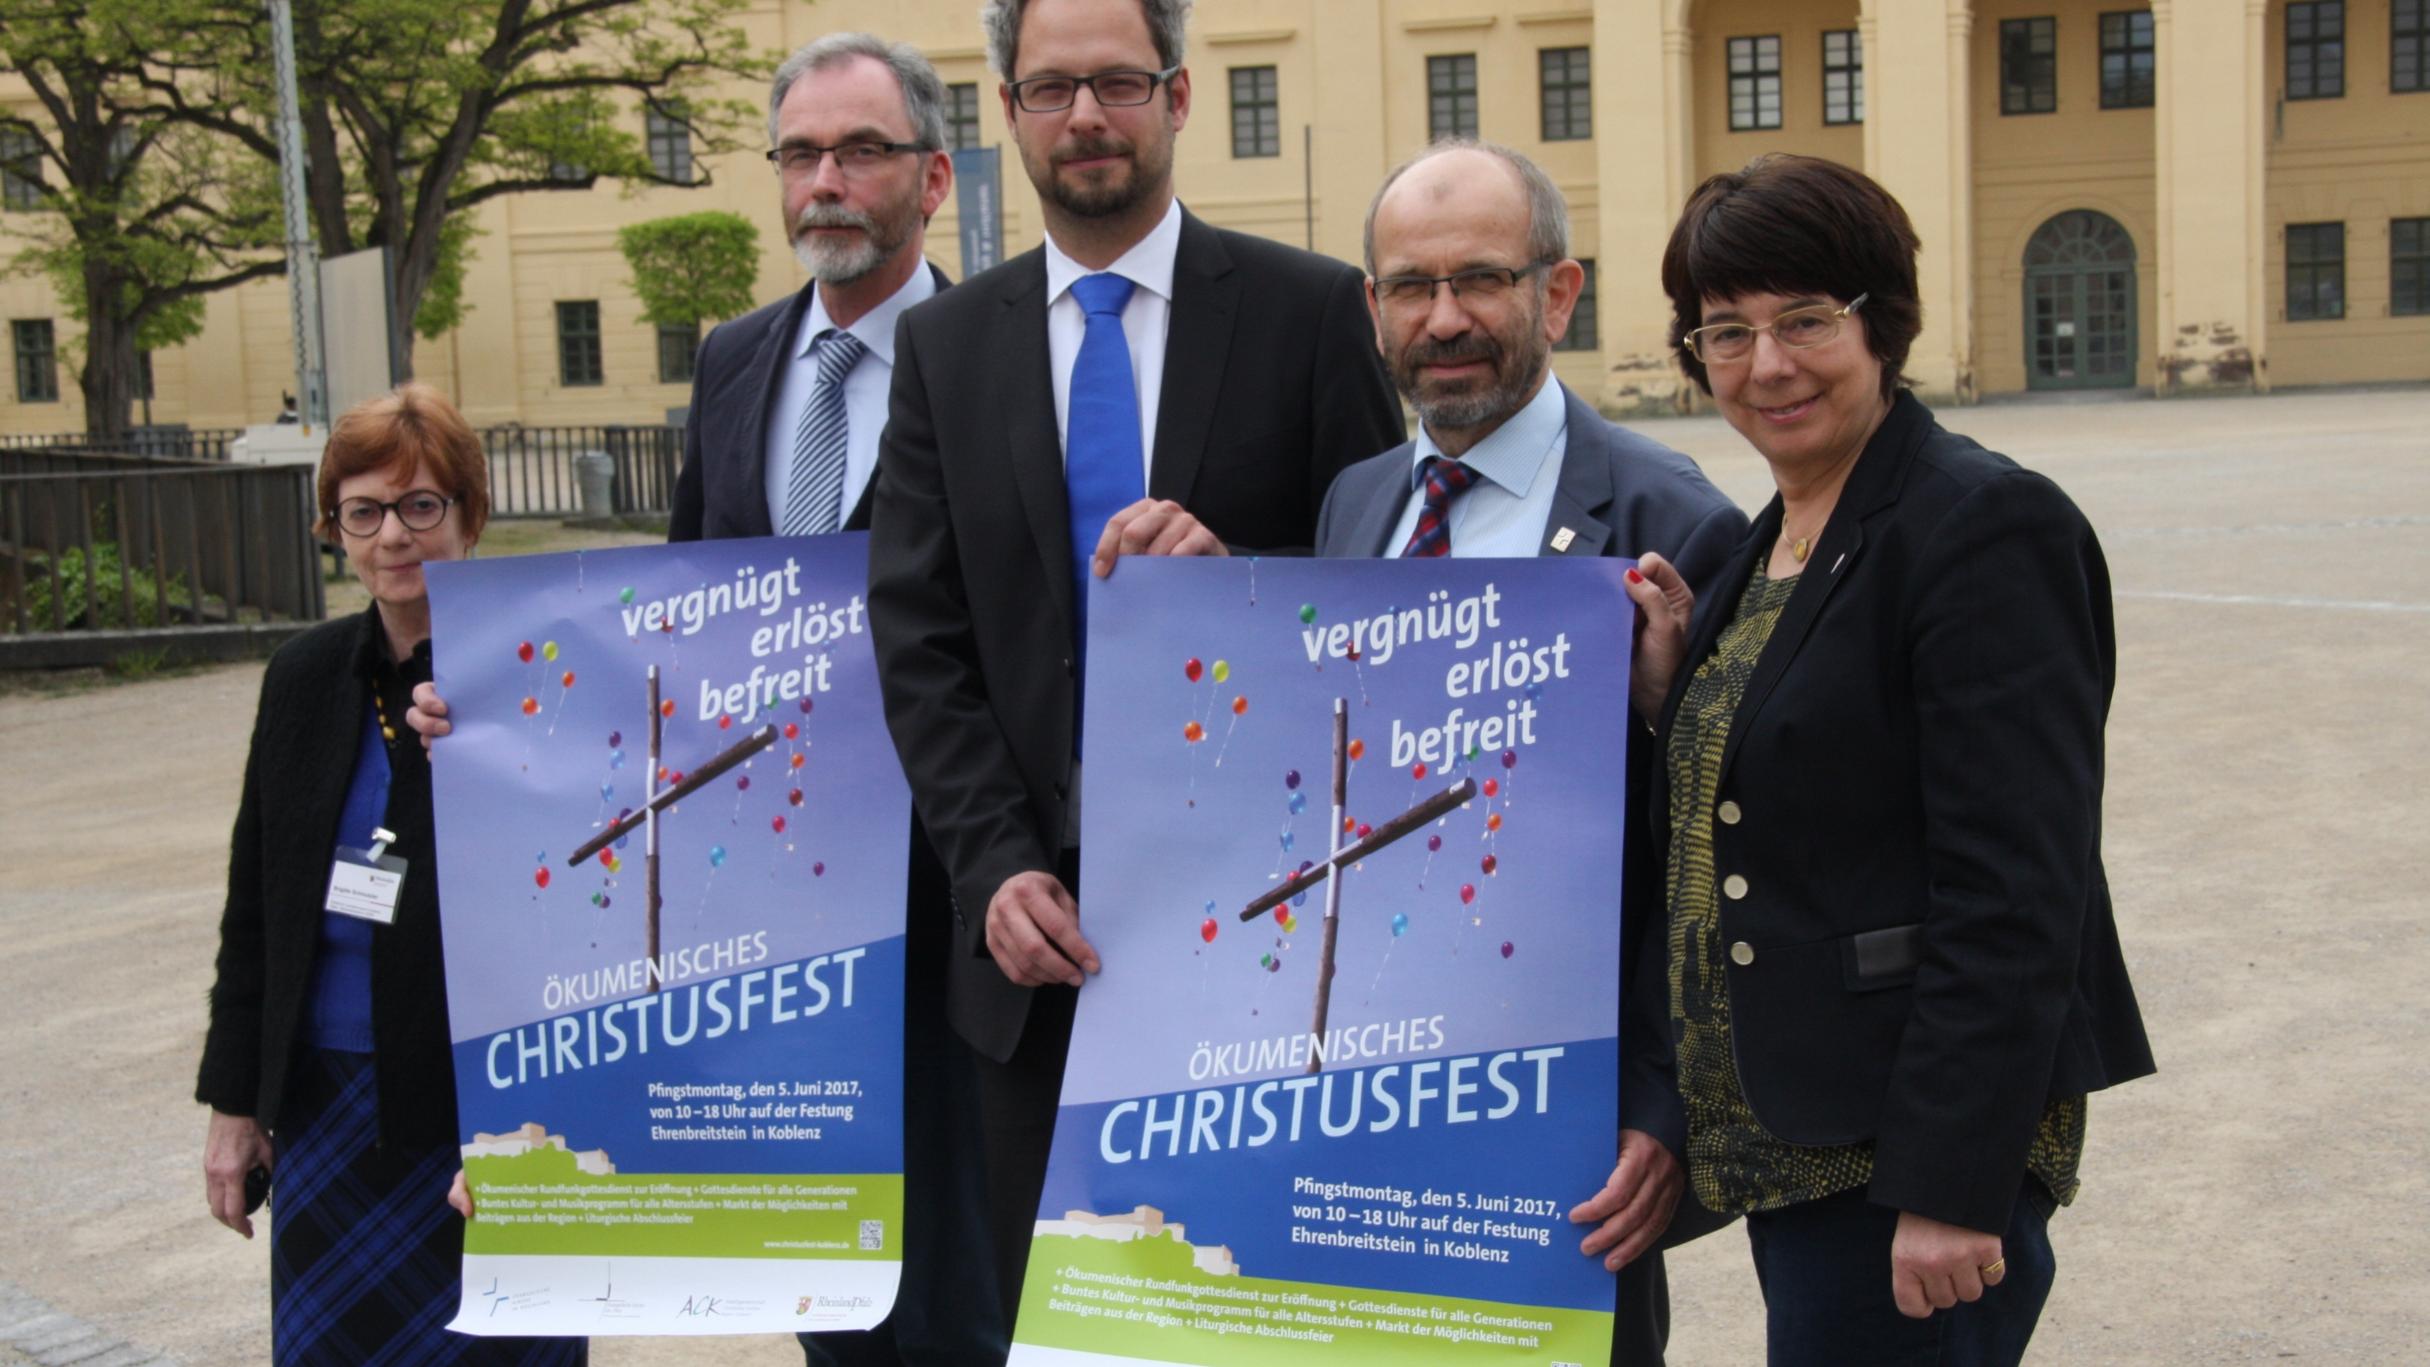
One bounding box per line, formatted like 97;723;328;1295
266;0;327;430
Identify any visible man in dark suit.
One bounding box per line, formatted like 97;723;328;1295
866;0;1405;1326
1313;140;1747;1367
429;33;1004;1367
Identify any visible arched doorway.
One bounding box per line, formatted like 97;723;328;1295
2023;211;2137;390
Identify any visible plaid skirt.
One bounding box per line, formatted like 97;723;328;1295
270;1048;587;1367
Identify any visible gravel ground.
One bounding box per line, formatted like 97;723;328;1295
2;388;2424;1364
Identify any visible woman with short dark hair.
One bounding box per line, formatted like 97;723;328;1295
1620;155;2154;1363
196;384;585;1365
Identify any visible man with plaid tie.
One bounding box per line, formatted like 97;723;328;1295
1314;140;1749;1367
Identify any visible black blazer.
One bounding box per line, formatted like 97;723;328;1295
1314;382;1749;1162
196;608;458;1148
1653;392;2154;1235
670;264;954;541
868;208;1406;1061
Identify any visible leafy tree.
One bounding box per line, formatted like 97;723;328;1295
144;0;768;378
0;0;284;439
617;209;758;332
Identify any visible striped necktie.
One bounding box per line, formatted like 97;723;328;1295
1399;456;1478;557
780;328;867;536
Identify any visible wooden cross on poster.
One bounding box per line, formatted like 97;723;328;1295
1236;697;1475;1072
568;664;775;991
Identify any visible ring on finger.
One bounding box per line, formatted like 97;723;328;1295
1979;1257;2006;1279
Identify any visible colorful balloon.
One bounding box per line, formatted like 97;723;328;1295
1267;957;1282;973
1411;762;1428;780
534;867;551;889
718;714;732;730
1231;695;1248;715
660;699;676;718
789;752;805;769
1483;778;1499;798
1260;953;1274;969
609;730;623;748
1285;769;1301;790
1427;834;1442;852
1356;823;1373;840
1501;748;1518;769
1288;791;1307;815
1346;645;1361;663
1459;883;1477;905
1347;738;1366;761
1298;603;1316;624
517;641;533;663
812;861;826;876
542;641;559;662
784;722;800;740
1204;899;1218;916
736;775;751;792
1200;918;1218;943
1486;813;1502;832
1500;940;1515;959
1183;720;1205;743
1184;657;1203;682
1481;853;1499;875
599;782;614;800
799;697;814;715
1279;830;1296;851
772;815;787;834
789;789;804;807
561;670;576;688
520;696;539;716
708;845;727;868
1212;660;1231;683
618;586;635;605
1391;912;1409;937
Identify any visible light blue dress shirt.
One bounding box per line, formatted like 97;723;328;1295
1383;376;1571;557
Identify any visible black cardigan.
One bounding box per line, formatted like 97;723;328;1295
195;606;459;1148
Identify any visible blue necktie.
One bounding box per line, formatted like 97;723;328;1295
780;329;866;536
1064;273;1147;690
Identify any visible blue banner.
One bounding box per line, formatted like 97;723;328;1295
426;535;907;1337
1011;556;1633;1365
953;146;1004;276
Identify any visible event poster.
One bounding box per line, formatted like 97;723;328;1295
1011;557;1633;1365
425;535;907;1336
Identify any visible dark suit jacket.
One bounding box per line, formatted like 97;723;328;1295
670;263;953;541
1313;382;1748;1164
868;208;1406;1061
196;608;457;1148
1653;391;2154;1235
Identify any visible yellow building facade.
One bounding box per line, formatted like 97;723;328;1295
3;0;2424;434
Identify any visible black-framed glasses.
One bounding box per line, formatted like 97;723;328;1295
1008;65;1182;113
1684;293;1869;363
335;490;454;538
1371;262;1550;308
764;140;932;178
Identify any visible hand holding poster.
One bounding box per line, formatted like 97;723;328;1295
1012;556;1632;1364
425;536;906;1336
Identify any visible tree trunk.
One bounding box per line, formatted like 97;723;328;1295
76;262;138;444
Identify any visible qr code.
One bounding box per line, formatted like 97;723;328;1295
859;1219;884;1251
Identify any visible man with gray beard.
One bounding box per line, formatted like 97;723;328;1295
669;33;953;542
1315;140;1748;1367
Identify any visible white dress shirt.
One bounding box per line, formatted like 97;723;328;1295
1383;376;1572;557
1042;198;1181;477
761;263;939;529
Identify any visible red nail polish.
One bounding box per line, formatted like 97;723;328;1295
1625;567;1644;584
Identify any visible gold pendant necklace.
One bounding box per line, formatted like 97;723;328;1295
1788;534;1813;563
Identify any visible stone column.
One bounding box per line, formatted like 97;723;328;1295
1860;0;1976;403
1590;0;1698;415
2151;0;2269;392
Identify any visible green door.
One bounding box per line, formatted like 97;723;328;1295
2024;211;2137;390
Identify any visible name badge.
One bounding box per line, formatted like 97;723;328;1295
326;827;408;924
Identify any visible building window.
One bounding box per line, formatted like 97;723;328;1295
1822;30;1865;125
2001;18;2059;114
2393;218;2430;316
656;322;698;384
1554;260;1599;352
13;319;58;403
1727;36;1783;131
1427;55;1479;140
2286;2;2344;100
1540;47;1592;141
2284;222;2344;320
1;129;43;211
556;301;603;386
548;155;587;183
2394;0;2425;93
946;83;982;151
2099;11;2155;108
645;104;691;181
1230;66;1279;158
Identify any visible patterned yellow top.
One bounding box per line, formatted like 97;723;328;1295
1664;558;2085;1218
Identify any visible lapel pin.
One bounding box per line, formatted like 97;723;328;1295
1549;526;1576;552
1830;552;1847;574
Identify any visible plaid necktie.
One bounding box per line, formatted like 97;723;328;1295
779;328;867;536
1399;456;1478;557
